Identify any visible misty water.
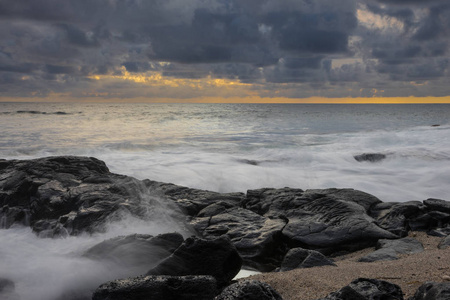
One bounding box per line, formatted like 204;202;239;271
1;102;450;299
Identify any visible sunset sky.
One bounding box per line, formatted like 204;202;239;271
1;0;450;103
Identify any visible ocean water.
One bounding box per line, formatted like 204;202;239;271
1;102;450;299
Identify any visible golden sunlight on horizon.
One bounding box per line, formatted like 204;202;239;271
1;95;450;104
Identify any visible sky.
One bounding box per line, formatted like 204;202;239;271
1;0;450;103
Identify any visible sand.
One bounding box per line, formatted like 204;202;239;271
247;232;450;300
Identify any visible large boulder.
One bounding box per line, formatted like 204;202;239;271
243;188;397;253
191;206;287;271
83;232;184;270
359;237;424;262
370;201;425;237
370;199;450;237
318;278;403;300
0;156;187;236
279;248;336;271
146;236;242;288
93;275;217;300
215;280;284;300
409;282;450;300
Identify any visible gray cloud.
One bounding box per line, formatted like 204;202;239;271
0;0;449;99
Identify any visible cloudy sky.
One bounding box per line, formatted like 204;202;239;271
1;0;450;102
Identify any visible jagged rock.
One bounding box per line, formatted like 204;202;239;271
83;232;184;270
428;226;450;237
0;156;187;236
438;235;450;249
215;280;284;300
409;281;450;300
279;248;336;271
191;207;287;271
423;199;450;214
370;201;425;237
318;278;403;300
243;188;396;253
359;237;424;262
354;153;387;162
146;236;242;288
93;275;217;300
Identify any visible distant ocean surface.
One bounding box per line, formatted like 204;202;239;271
1;102;450;300
1;102;450;202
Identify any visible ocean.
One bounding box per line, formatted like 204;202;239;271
1;102;450;299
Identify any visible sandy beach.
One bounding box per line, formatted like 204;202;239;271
248;232;450;300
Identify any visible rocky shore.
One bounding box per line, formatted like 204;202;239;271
1;156;450;299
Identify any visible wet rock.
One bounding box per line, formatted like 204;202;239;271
423;199;450;214
0;156;188;236
191;207;287;271
83;232;184;270
279;248;336;271
318;278;403;300
93;275;217;300
370;201;425;237
428;226;450;237
438;235;450;249
409;281;450;300
354;153;387;162
215;280;284;300
359;237;424;262
245;188;397;253
146;236;242;288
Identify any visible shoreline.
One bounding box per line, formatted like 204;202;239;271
248;232;450;299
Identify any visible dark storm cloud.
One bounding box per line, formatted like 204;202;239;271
0;0;449;99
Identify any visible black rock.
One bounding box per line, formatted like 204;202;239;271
359;237;424;262
247;188;397;252
423;199;450;214
83;232;184;270
428;226;450;237
354;153;387;163
370;201;425;237
279;248;336;271
0;156;188;236
318;278;403;300
215;280;284;300
146;236;242;288
191;206;287;271
93;275;217;300
409;281;450;300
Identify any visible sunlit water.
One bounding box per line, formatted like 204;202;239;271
1;102;450;299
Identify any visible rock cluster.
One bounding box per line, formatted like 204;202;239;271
2;156;450;300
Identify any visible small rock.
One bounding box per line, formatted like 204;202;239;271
442;275;450;282
318;278;403;300
279;248;336;271
354;153;387;163
438;235;450;249
409;281;450;300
